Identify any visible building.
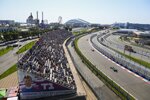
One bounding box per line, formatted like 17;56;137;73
65;19;90;27
90;23;101;27
0;20;15;25
26;12;39;26
26;13;34;24
111;23;126;28
0;26;17;32
116;29;150;38
134;31;150;38
112;22;150;31
126;23;150;31
115;29;138;35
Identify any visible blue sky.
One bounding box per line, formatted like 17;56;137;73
0;0;150;24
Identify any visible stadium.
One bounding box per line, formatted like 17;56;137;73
16;29;77;99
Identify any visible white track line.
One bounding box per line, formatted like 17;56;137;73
88;36;149;84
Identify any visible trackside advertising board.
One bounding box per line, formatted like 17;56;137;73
18;70;74;99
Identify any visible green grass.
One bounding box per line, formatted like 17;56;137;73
72;32;79;35
109;36;150;69
112;48;150;69
0;46;13;57
72;29;88;35
0;89;6;98
0;64;17;80
16;41;36;54
119;36;146;47
72;28;98;36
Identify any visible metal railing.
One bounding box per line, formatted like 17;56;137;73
95;34;150;81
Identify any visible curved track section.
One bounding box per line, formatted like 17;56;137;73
96;33;150;81
78;31;150;100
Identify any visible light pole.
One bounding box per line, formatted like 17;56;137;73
141;51;143;60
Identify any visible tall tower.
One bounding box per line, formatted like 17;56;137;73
36;11;39;26
37;11;38;19
58;16;62;24
41;11;44;24
26;12;33;24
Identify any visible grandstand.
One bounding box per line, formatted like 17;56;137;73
17;29;77;99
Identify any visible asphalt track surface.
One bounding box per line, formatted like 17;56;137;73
67;38;120;100
78;32;150;100
104;34;150;62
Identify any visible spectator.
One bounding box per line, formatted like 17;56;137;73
18;29;76;90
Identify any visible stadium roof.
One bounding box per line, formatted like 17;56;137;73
65;19;90;25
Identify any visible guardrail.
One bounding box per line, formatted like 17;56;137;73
65;35;103;99
96;33;150;81
74;35;135;100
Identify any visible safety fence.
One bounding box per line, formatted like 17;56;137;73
96;34;150;81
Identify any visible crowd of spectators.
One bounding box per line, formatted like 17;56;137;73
18;29;76;90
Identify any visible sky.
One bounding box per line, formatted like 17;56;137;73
0;0;150;24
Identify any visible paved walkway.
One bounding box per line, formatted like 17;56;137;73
67;38;120;100
0;39;37;75
0;71;18;88
64;39;98;100
63;39;86;96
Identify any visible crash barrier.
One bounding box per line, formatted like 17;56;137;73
74;35;135;100
103;33;150;58
96;34;150;81
65;35;103;100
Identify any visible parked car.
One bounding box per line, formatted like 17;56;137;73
12;43;21;47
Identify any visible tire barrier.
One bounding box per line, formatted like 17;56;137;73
92;34;150;81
